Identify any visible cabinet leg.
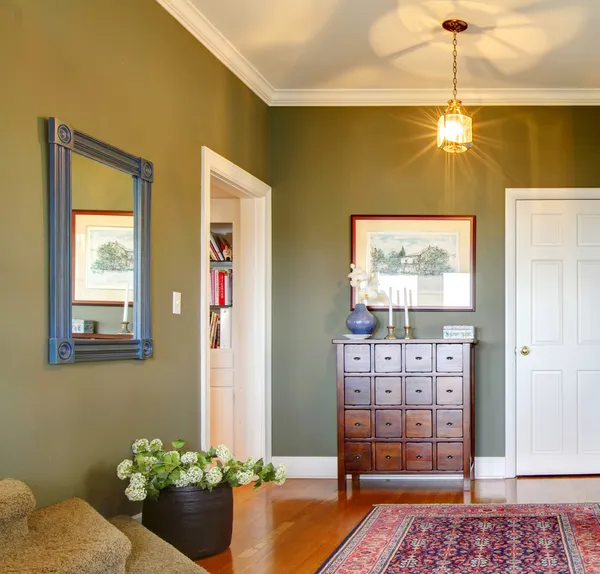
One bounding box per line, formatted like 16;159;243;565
351;474;360;489
338;474;346;492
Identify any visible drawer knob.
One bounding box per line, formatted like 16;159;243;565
447;455;453;459
446;356;453;360
447;422;453;426
446;389;453;393
354;389;361;393
385;389;392;394
415;356;423;360
416;455;423;459
354;422;361;427
385;455;392;459
353;357;360;361
385;422;392;426
355;455;361;459
415;389;422;394
416;422;422;427
385;356;392;361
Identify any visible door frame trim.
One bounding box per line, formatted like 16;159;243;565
200;147;272;462
505;187;600;477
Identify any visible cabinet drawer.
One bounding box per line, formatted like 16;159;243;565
375;443;402;471
405;377;433;405
437;410;463;438
437;443;463;471
375;377;402;405
344;410;371;438
437;377;463;405
375;410;402;438
344;345;371;372
345;443;371;471
345;377;371;405
436;344;463;372
406;443;433;471
405;410;432;438
375;345;401;372
406;344;433;372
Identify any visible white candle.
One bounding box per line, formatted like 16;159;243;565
388;287;393;326
123;284;129;322
404;287;409;326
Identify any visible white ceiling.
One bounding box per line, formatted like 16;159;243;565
157;0;600;105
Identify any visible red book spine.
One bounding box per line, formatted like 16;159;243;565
218;272;225;306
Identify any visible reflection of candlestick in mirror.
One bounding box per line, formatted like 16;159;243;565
388;287;393;326
403;287;409;326
123;284;129;322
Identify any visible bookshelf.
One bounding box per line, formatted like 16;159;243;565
209;224;233;349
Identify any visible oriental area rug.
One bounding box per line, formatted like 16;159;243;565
316;503;600;573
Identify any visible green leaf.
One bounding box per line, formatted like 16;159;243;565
172;439;186;450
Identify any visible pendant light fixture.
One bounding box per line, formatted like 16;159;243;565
437;19;472;153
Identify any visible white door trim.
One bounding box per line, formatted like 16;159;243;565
200;147;272;461
505;188;600;478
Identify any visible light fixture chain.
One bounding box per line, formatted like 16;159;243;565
452;31;458;100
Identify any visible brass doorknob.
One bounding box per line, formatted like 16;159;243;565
520;346;531;356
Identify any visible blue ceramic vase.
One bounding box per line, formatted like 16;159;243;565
346;303;377;335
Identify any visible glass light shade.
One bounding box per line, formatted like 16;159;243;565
437;99;472;153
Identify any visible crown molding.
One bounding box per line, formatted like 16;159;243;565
155;0;275;104
155;1;600;107
269;88;600;107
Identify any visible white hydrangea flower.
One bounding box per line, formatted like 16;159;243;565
215;444;232;462
174;470;191;488
181;452;198;466
165;451;181;464
117;459;134;480
205;466;223;486
187;466;203;484
244;457;257;471
149;438;163;452
125;483;147;501
236;470;253;486
129;473;146;488
142;456;159;471
274;464;286;485
132;439;150;454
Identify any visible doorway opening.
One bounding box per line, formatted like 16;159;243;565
200;147;272;462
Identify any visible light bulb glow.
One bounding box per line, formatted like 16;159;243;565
437;99;472;153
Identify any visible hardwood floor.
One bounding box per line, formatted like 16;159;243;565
196;476;600;573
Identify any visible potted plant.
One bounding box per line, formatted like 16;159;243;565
117;439;286;560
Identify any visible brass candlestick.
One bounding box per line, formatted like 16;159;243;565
403;325;413;340
120;321;130;334
384;325;397;340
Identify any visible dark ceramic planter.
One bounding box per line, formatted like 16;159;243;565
142;485;233;560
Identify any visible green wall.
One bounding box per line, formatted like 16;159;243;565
0;0;268;514
270;106;600;457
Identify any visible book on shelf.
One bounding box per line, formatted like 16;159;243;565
209;269;232;306
209;232;232;262
209;308;231;349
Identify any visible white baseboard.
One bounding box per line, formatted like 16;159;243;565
474;457;506;479
271;457;338;478
272;456;507;480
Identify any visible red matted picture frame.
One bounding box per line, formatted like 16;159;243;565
350;215;476;311
71;209;134;306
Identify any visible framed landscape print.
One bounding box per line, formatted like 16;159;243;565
71;210;134;305
351;215;476;311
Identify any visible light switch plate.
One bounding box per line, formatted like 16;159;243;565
172;291;181;315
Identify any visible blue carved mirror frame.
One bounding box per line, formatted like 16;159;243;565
48;117;153;363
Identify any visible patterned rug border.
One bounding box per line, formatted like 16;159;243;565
316;502;600;574
314;506;380;574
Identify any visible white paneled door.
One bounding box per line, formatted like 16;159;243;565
516;200;600;475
